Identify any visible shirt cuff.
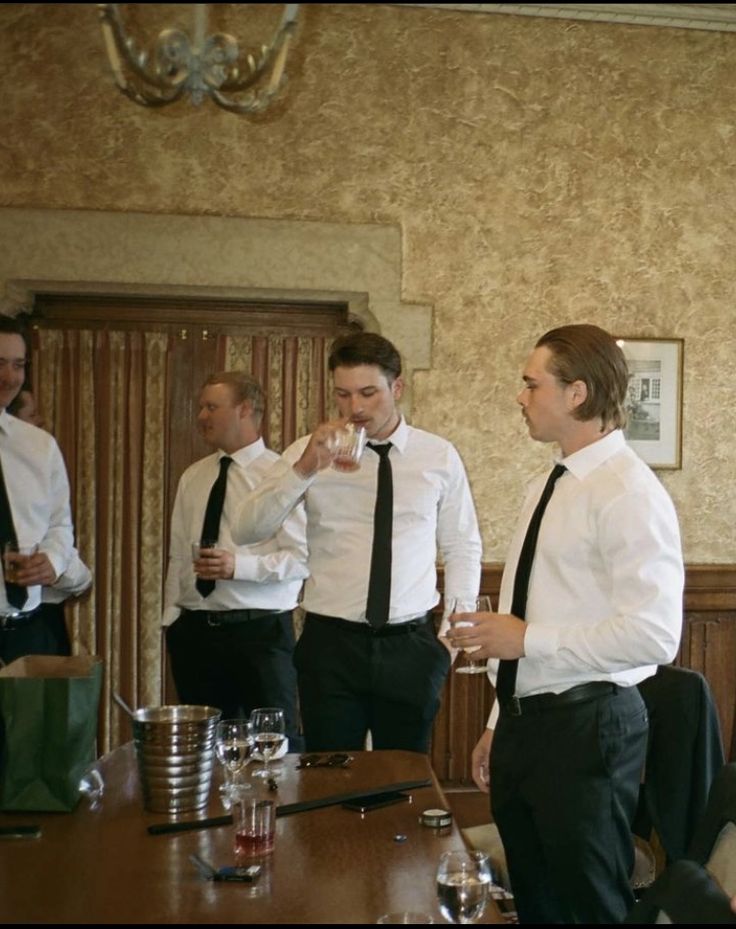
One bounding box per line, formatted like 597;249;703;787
43;549;68;582
233;553;262;582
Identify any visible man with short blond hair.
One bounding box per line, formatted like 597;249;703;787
163;370;308;747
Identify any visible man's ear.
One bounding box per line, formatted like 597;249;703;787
567;379;588;411
391;376;404;402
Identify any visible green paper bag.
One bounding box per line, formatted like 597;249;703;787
0;654;103;812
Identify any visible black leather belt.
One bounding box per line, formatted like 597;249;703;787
501;681;619;717
183;608;286;627
307;612;430;637
0;606;42;629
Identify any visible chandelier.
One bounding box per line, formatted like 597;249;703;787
98;3;299;115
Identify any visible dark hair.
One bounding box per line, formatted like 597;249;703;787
0;315;27;334
0;314;30;351
536;324;629;430
328;333;402;382
202;371;265;424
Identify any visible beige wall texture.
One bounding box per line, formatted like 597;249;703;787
0;3;734;563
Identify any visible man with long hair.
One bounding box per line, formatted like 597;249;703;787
449;324;683;923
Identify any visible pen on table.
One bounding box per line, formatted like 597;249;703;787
148;814;232;836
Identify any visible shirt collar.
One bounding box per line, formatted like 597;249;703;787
219;437;266;468
368;416;409;454
560;429;626;481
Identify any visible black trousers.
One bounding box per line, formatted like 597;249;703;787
490;684;648;925
0;602;71;665
294;612;451;753
166;609;303;750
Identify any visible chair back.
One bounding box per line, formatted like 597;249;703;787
635;665;725;862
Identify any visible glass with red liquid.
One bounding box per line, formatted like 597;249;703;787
328;423;367;472
234;798;276;859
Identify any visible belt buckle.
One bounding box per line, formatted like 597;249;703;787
206;613;223;628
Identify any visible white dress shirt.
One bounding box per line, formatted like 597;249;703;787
232;418;482;625
0;411;74;614
162;438;309;626
488;429;683;720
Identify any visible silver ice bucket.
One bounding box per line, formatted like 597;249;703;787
132;705;221;813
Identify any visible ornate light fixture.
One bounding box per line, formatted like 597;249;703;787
98;3;299;114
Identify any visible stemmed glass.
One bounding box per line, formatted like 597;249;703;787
214;719;254;800
436;850;492;924
450;596;493;675
249;707;286;780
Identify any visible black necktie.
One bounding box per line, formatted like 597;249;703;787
0;454;27;611
196;456;233;598
496;463;566;711
365;442;393;629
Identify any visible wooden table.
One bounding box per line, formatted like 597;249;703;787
0;745;502;924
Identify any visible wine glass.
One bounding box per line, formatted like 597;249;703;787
450;596;492;675
214;719;254;800
436;850;492;924
249;707;287;780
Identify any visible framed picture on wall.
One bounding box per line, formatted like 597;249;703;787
616;337;684;469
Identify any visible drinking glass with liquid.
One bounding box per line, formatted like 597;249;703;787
3;541;38;583
249;707;287;780
234;798;276;859
449;596;493;675
214;719;254;800
436;850;492;924
327;423;367;472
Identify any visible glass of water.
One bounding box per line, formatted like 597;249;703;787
249;707;286;780
436;850;492;924
214;719;254;800
450;596;492;675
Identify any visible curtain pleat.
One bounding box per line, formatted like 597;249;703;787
267;335;284;452
225;335;253;376
139;333;168;707
281;337;298;450
75;332;97;659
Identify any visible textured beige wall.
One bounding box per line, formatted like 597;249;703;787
1;3;734;562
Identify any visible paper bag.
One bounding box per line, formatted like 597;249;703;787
0;654;103;812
